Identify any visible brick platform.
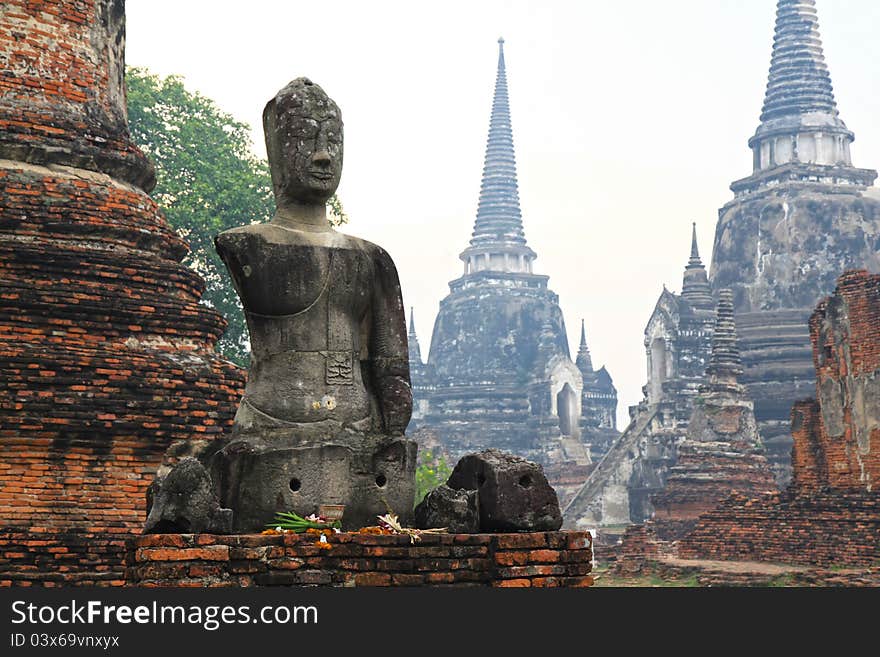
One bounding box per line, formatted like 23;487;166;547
126;531;594;588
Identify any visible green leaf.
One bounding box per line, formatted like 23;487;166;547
414;450;453;507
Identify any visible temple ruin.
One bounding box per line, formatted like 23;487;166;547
679;270;880;567
1;0;877;589
407;39;618;483
712;0;880;484
563;228;715;527
564;0;880;531
650;290;777;540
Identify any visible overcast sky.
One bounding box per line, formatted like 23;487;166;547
126;0;880;426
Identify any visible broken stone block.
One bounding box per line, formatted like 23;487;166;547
414;484;479;533
447;449;562;532
144;458;232;534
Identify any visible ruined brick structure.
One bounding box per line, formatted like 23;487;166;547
789;270;880;490
650;290;777;540
408;39;617;475
0;0;244;586
710;0;880;485
679;270;880;567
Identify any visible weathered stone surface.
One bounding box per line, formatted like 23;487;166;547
713;189;880;482
579;0;880;533
210;433;417;532
145;458;231;534
563;409;661;529
678;489;880;568
156;77;418;531
414;485;479;533
0;0;245;586
0;0;155;189
448;449;562;531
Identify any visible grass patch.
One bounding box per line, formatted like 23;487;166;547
591;563;700;588
766;574;797;587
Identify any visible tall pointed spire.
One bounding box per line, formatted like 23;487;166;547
761;0;838;122
459;38;537;277
734;0;876;194
689;222;701;266
576;319;593;374
705;289;743;387
681;223;713;309
407;306;422;366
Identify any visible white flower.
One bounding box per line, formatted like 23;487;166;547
319;535;328;543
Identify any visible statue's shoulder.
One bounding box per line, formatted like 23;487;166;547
335;232;393;262
336;233;399;279
216;223;271;240
215;223;280;253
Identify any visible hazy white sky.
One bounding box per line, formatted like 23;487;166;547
126;0;880;426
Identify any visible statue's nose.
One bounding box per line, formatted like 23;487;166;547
312;150;331;168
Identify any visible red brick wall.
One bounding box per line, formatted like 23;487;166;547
651;443;776;540
126;532;594;588
790;400;827;490
678;490;880;567
0;0;245;586
0;0;153;188
801;270;880;491
609;524;661;575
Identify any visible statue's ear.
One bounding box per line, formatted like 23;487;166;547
262;97;276;138
263;97;282;197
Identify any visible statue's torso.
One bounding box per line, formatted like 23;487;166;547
216;224;377;431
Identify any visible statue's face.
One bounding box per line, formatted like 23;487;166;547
265;81;343;205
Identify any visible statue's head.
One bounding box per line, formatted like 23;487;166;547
263;78;343;205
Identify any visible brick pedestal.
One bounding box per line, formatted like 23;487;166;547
126;531;593;588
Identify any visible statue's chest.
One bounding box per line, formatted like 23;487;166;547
234;243;369;318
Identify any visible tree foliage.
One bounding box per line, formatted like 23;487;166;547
414;450;453;507
126;67;346;365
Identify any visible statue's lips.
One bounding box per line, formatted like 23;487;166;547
309;171;334;180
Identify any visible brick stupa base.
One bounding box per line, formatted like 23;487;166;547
677;490;880;567
126;531;593;588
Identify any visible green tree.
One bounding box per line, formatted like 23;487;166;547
126;67;346;365
414;450;453;507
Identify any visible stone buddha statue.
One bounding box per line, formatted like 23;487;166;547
215;78;412;439
145;79;417;534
